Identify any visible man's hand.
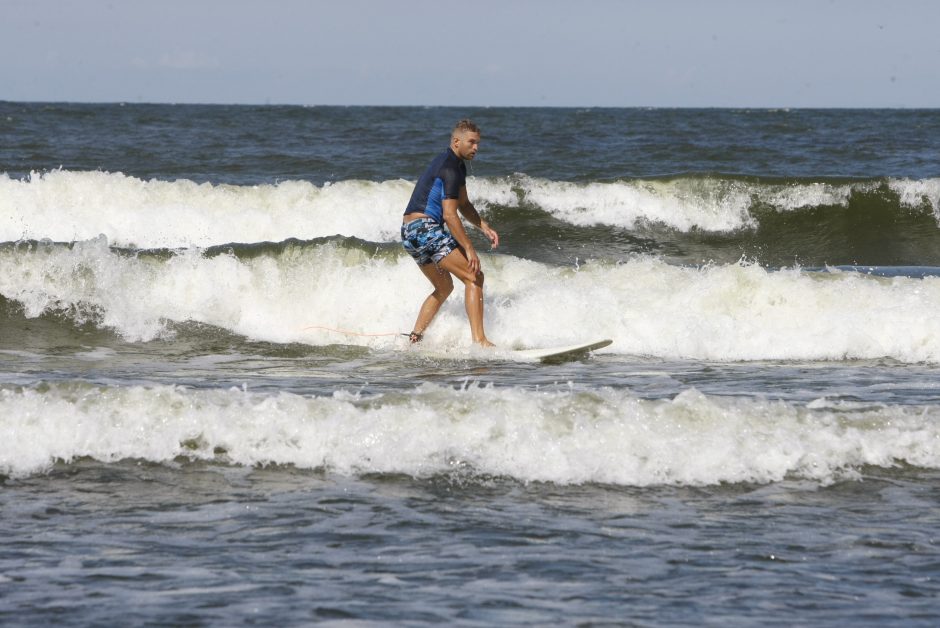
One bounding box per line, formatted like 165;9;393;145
480;222;499;249
465;246;481;275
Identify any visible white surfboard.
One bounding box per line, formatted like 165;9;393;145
405;339;612;363
512;339;613;362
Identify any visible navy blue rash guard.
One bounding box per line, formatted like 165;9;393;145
403;148;466;224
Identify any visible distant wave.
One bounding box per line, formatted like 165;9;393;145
0;170;413;247
3;171;939;254
513;174;940;231
3;237;940;363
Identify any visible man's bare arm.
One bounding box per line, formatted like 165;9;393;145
457;187;499;248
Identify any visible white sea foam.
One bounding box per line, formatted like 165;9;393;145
3;171;939;248
889;177;940;217
0;170;414;247
517;175;755;231
3;382;939;484
3;238;940;363
516;176;899;231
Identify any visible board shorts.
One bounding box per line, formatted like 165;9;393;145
401;217;458;266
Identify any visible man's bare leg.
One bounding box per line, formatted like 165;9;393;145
410;263;454;340
437;248;494;347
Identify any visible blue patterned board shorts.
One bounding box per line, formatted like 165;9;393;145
401;218;458;266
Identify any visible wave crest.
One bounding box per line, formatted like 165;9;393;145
4;382;939;485
3;239;940;363
4;171;940;252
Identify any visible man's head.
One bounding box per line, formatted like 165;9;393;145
451;119;481;161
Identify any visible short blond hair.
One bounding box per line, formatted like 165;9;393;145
452;119;480;136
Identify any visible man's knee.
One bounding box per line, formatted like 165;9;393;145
460;270;484;288
435;278;454;299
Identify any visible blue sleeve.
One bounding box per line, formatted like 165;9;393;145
440;161;466;199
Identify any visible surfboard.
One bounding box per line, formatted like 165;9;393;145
512;339;613;363
406;339;612;363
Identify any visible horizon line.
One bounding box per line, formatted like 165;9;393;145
1;99;936;111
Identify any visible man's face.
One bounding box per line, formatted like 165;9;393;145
452;131;481;161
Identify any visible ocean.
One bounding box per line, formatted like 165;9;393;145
2;102;940;625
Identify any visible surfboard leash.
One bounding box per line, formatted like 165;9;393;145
301;325;403;338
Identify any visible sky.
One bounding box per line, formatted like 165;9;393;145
1;0;937;108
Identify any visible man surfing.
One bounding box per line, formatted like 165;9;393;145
401;119;499;346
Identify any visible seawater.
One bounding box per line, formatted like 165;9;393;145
2;103;940;626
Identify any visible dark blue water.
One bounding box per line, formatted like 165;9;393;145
4;104;939;184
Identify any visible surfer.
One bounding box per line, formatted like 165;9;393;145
401;119;500;346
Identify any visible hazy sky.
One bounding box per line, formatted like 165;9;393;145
2;0;937;107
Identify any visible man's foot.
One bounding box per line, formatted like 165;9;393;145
408;331;423;344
